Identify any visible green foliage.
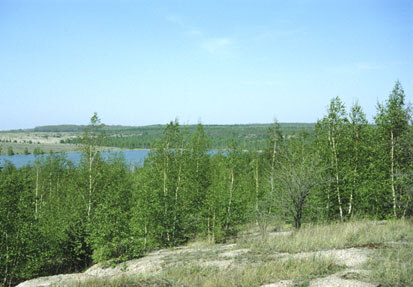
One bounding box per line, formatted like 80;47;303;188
0;164;46;285
33;147;45;155
273;132;324;229
7;146;14;156
60;123;315;150
312;88;412;221
89;154;133;263
0;83;411;286
374;81;412;217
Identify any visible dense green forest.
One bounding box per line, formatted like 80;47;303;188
51;123;315;150
1;82;412;286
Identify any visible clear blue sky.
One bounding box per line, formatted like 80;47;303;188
0;0;412;130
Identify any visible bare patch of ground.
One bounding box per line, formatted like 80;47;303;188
260;243;377;287
16;231;387;287
309;269;375;287
0;132;77;145
0;132;121;154
262;280;293;287
219;248;250;258
268;231;293;237
16;273;92;287
17;243;246;286
291;247;371;268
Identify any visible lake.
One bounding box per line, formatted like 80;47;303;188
0;150;151;168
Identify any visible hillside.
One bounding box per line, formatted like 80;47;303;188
1;123;316;151
17;220;413;287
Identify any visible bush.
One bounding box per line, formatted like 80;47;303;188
33;147;45;155
7;146;14;156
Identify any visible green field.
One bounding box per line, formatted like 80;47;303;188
0;131;121;155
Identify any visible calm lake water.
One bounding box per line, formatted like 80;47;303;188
0;150;151;168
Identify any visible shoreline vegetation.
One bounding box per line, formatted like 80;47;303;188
0;123;315;155
0;142;134;156
1;82;412;286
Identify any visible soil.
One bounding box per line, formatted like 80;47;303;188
16;233;381;287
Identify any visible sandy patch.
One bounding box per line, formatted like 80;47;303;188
261;280;294;287
219;248;250;258
292;247;371;268
16;242;374;287
309;269;375;287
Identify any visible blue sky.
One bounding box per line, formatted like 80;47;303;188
0;0;412;130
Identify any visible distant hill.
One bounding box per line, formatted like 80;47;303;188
33;125;86;132
50;123;316;150
32;123;315;133
2;123;316;149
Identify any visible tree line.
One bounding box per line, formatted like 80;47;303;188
0;82;411;286
59;123;315;150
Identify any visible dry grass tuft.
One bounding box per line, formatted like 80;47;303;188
238;219;413;254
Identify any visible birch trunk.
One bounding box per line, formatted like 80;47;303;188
163;156;169;243
172;144;184;243
144;223;147;250
348;128;358;215
270;130;277;195
35;168;39;218
207;216;211;243
328;125;343;221
163;141;170;244
225;169;234;231
212;210;216;243
255;157;259;225
3;233;8;286
391;130;397;217
87;146;96;219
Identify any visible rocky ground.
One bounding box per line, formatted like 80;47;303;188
17;231;383;287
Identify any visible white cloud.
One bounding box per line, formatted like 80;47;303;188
201;37;233;54
165;14;184;26
185;28;202;37
164;14;235;56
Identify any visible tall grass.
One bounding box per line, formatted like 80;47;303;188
159;255;340;287
366;244;413;287
238;219;413;254
75;255;341;287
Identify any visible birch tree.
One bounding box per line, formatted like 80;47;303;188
89;155;133;262
375;81;411;217
266;121;283;200
347;102;368;216
316;98;348;221
204;153;227;243
79;113;105;220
